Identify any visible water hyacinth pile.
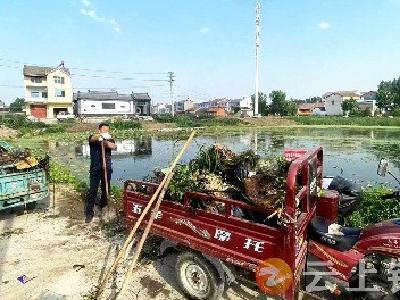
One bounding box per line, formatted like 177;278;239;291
147;145;292;210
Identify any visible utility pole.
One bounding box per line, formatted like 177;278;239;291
255;1;261;117
168;72;175;117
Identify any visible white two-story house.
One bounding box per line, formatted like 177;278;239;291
323;91;363;116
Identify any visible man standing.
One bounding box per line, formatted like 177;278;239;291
85;123;117;223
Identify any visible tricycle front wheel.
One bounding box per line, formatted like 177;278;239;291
175;251;225;300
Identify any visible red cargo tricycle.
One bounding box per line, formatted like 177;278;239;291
123;147;400;300
124;147;323;299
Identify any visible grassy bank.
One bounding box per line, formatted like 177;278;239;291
290;116;400;127
49;162;124;208
155;115;245;127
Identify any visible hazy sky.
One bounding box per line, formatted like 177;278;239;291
1;0;400;104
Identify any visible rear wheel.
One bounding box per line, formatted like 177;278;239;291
175;251;224;300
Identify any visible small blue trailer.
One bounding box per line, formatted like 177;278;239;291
0;141;49;210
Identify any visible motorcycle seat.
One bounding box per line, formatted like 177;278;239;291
309;217;361;251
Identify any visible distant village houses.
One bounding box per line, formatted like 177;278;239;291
74;90;151;117
174;99;194;114
23;61;73;119
0;100;9;115
151;96;253;117
227;97;253;117
192;97;253;117
297;102;325;116
151;103;172;115
322;90;377;116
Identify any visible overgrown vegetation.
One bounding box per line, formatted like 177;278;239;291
377;76;400;111
108;119;142;130
349;186;399;227
0;115;68;134
290;116;400;126
155;115;243;127
49;162;123;207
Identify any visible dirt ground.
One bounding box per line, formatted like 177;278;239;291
0;185;269;300
0;125;18;139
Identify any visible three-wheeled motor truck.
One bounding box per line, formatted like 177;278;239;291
123;147;400;300
124;147;324;300
0;141;49;211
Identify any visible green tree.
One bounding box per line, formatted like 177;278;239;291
232;107;240;114
251;92;269;116
362;107;371;117
282;101;298;116
377;77;400;110
305;97;322;103
342;97;358;114
9;98;25;112
269;90;286;115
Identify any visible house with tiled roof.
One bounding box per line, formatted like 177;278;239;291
73;90;151;116
297;102;326;116
23;61;73;119
323;90;363;116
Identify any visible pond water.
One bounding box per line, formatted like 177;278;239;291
48;127;400;189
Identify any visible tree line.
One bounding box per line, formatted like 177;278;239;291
251;90;297;116
377;76;400;112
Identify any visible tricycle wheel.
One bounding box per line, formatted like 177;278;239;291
26;201;37;209
175;251;224;300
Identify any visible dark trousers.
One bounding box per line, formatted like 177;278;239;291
85;169;111;218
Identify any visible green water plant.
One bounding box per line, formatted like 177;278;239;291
349;186;400;227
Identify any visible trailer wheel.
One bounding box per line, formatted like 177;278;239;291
175;251;224;300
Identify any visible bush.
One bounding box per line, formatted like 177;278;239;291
43;125;66;134
0;115;45;129
349;186;400;227
0;115;73;134
392;108;400;117
111;119;142;130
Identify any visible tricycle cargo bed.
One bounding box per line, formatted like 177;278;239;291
0;167;48;210
124;148;323;300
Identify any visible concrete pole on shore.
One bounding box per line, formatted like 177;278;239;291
255;1;261;117
169;72;175;117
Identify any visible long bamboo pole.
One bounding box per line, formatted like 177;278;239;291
117;168;175;298
96;130;195;299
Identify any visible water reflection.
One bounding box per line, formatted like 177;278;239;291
45;128;400;189
75;139;152;157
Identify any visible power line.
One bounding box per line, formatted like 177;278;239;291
0;84;23;88
0;57;167;76
0;64;170;83
73;84;167;90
